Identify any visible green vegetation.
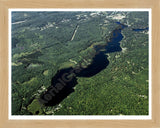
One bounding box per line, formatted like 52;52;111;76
27;99;44;115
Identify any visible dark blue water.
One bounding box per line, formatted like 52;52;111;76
116;21;121;25
77;52;109;77
77;24;126;77
40;23;127;106
132;27;149;31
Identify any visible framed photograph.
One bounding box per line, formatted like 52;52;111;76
0;0;160;128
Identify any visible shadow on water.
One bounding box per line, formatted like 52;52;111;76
39;23;127;106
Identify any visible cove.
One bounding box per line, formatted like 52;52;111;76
40;23;127;106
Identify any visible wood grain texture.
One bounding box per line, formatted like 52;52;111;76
0;0;160;127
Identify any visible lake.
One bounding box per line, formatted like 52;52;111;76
39;23;130;106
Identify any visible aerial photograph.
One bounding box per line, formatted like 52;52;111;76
11;10;149;116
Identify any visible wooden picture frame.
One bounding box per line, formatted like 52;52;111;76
0;0;160;127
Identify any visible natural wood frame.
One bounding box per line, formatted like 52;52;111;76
0;0;160;127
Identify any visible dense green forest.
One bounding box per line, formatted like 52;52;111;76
11;11;149;115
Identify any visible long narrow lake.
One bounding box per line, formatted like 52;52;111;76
40;23;127;106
